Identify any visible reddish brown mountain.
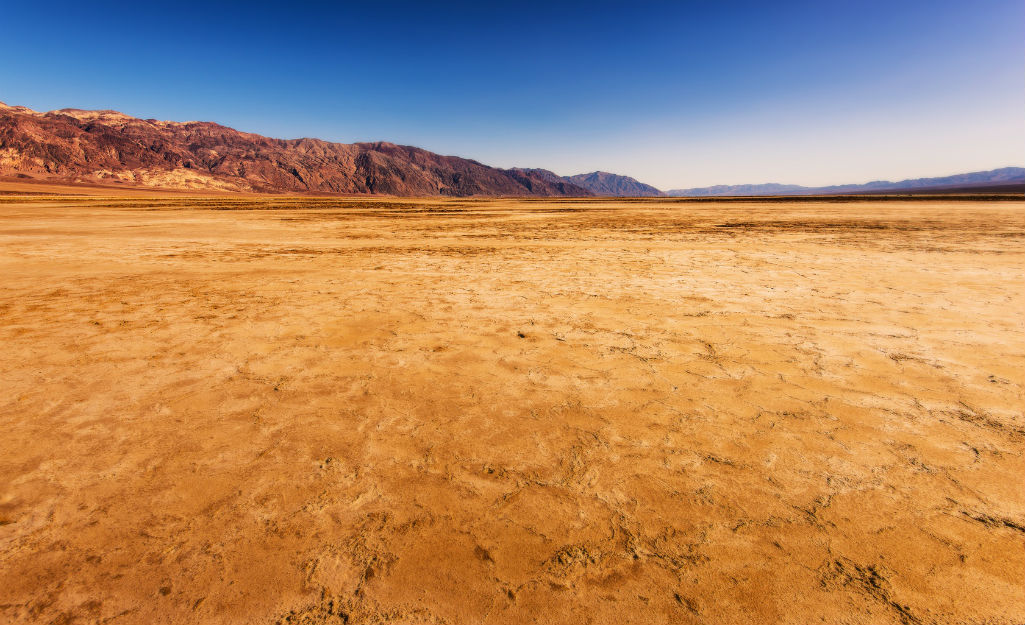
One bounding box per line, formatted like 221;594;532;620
0;102;592;196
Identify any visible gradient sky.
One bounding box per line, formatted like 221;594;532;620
2;0;1021;189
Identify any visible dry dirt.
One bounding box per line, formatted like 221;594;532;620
0;193;1023;624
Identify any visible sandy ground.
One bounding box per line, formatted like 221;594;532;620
0;194;1022;625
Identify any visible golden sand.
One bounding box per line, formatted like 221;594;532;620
1;193;1022;624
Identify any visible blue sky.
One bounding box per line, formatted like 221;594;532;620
1;0;1021;188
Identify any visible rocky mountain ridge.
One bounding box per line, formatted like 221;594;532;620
0;102;592;196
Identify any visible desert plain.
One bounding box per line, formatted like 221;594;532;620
0;191;1022;625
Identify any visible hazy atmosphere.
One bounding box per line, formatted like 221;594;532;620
2;0;1021;188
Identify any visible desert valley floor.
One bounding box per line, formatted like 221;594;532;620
0;192;1022;625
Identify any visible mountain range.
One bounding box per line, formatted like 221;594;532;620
666;168;1025;196
563;171;665;197
0;102;593;196
1;101;1021;196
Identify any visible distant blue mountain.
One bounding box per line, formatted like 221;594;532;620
666;167;1025;196
563;171;665;197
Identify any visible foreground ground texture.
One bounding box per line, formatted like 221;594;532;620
0;194;1022;624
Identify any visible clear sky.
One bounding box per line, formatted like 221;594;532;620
2;0;1021;189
